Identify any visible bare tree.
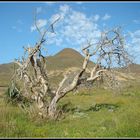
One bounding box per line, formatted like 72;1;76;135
10;15;132;119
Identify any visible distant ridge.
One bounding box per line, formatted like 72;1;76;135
118;63;140;74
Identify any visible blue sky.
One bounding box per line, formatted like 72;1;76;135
0;1;140;64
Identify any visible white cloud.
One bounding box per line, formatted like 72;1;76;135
47;4;101;50
31;19;47;32
60;9;101;46
130;30;140;45
55;38;63;46
50;13;60;23
102;14;111;20
126;30;140;63
58;4;70;20
29;4;102;55
93;14;100;22
59;4;70;13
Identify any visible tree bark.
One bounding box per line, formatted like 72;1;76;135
48;95;60;118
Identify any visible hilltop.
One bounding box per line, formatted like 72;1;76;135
46;48;94;71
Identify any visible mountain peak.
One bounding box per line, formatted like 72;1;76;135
55;48;83;59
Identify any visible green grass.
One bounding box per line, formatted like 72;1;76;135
0;81;140;138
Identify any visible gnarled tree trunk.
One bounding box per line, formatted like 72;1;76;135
11;12;132;120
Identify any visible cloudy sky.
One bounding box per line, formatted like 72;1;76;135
0;2;140;64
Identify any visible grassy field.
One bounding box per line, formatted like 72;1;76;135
0;80;140;138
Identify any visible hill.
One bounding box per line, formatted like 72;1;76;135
0;48;94;87
46;48;94;71
0;48;140;87
118;63;140;74
0;63;17;86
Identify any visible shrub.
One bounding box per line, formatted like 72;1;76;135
5;82;31;107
